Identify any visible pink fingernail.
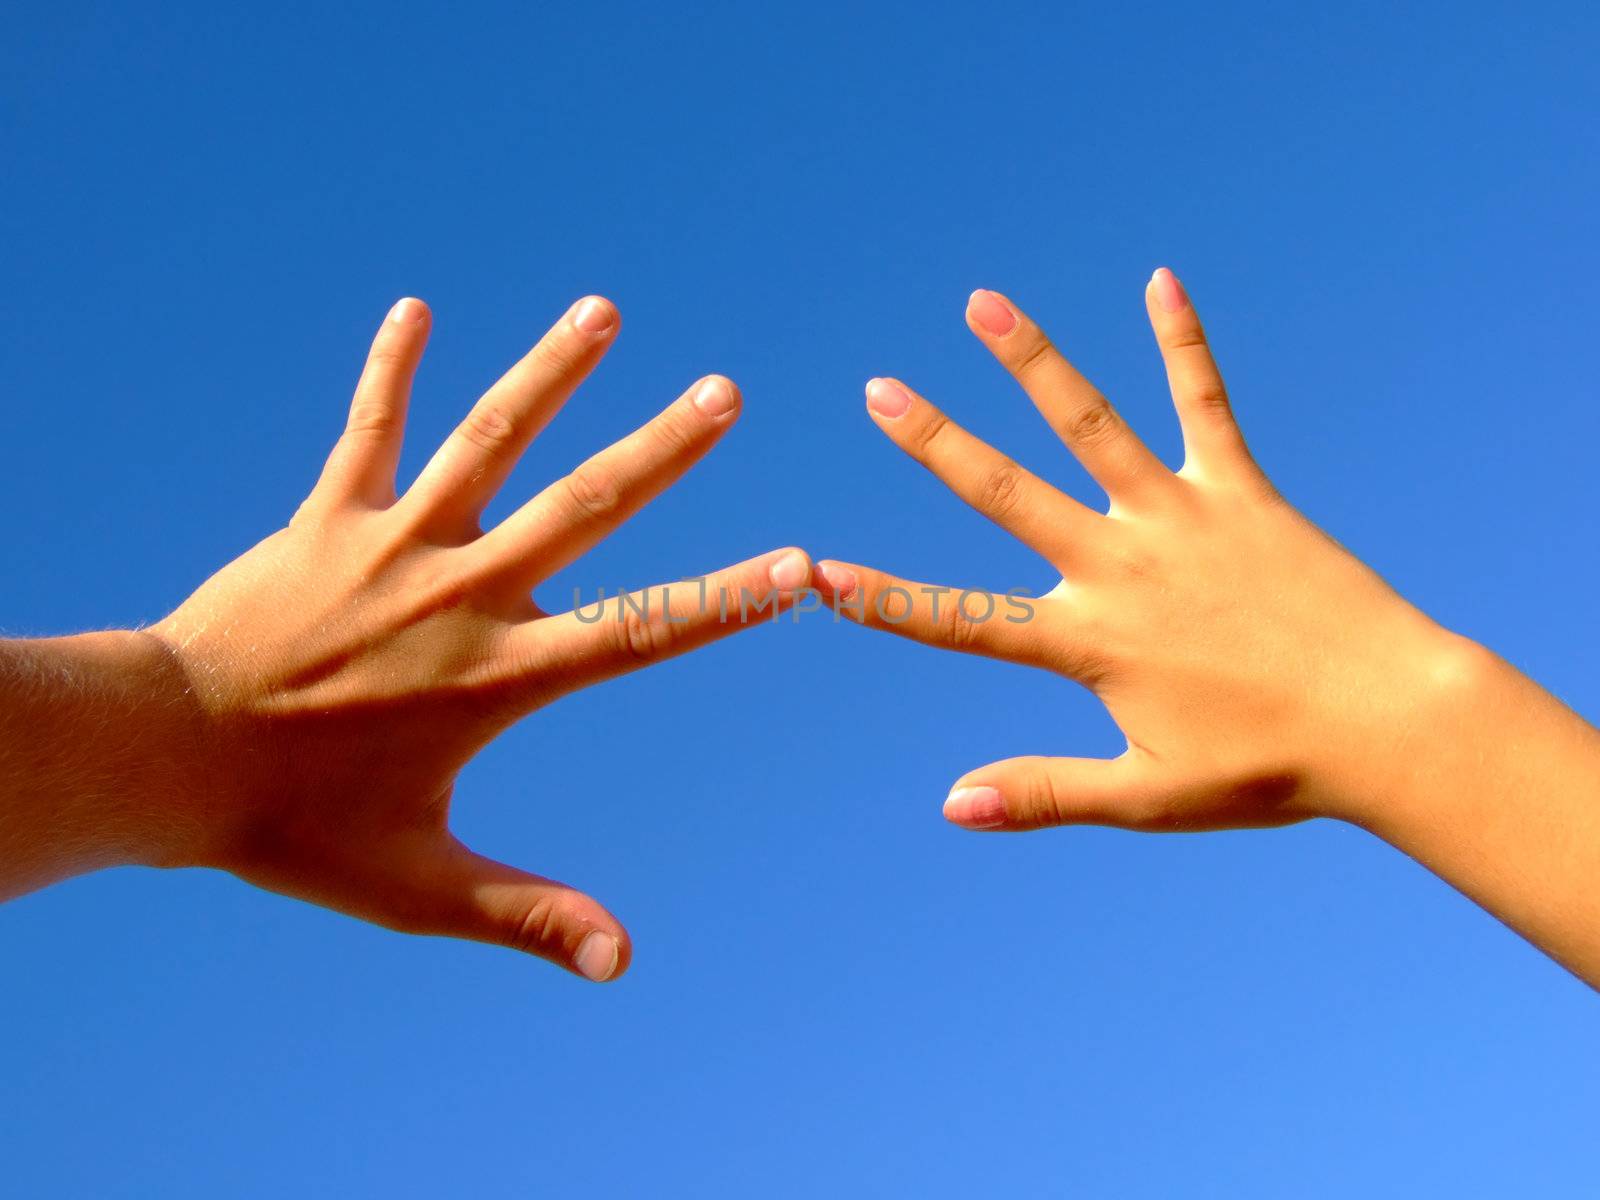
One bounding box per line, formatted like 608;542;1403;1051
572;297;616;334
944;786;1006;829
388;297;425;325
865;377;912;419
693;376;739;417
575;931;618;982
1151;268;1189;313
818;561;857;598
967;290;1017;337
768;549;809;591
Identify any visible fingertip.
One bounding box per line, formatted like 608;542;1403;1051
966;288;1019;338
943;784;1008;830
574;929;623;982
767;546;812;592
1150;267;1189;314
387;296;430;327
865;377;912;419
692;374;741;418
815;559;858;600
572;294;619;335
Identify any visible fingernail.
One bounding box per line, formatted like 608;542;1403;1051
693;376;738;417
768;549;810;592
388;297;425;325
865;377;912;419
944;785;1006;829
819;561;857;598
572;297;615;334
575;930;618;982
968;290;1017;337
1151;268;1189;313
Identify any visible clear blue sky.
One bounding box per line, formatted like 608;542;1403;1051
3;3;1598;1195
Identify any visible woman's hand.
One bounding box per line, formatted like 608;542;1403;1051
63;296;811;980
820;271;1470;832
820;270;1600;986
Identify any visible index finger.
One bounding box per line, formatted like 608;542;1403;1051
506;547;818;699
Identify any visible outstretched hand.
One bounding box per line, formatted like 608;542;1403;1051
819;271;1474;835
146;296;813;979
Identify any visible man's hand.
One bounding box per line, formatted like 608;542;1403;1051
818;271;1600;986
4;295;814;981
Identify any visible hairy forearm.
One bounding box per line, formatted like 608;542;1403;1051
1343;641;1600;988
0;632;203;899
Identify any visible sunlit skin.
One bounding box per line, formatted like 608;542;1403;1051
0;295;816;982
6;278;1600;990
818;270;1600;988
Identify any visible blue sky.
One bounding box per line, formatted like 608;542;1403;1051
3;2;1598;1195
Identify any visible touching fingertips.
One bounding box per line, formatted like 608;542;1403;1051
967;289;1017;337
692;376;739;418
768;548;811;592
574;930;620;982
865;377;912;419
571;296;616;335
818;561;857;599
1151;267;1189;314
387;297;427;325
944;785;1007;829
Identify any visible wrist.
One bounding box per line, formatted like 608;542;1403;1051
16;630;215;874
120;629;232;867
1310;625;1505;829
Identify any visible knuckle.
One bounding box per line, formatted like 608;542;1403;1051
1008;331;1055;379
976;461;1027;518
564;464;623;521
906;408;951;459
530;331;584;378
1063;402;1118;447
458;402;518;452
508;893;567;957
1163;328;1211;352
1187;383;1232;416
1024;770;1064;825
615;599;677;664
935;595;982;651
345;400;399;437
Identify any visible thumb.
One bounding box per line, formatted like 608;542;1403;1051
372;835;632;982
942;753;1161;832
